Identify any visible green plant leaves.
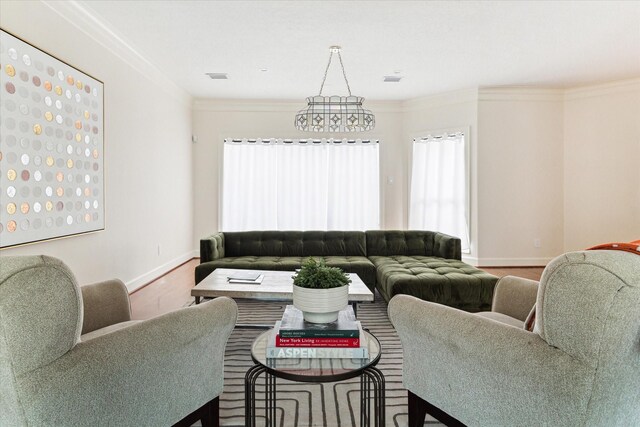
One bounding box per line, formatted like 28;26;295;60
292;257;351;289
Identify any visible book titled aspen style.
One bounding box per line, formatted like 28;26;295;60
266;346;369;359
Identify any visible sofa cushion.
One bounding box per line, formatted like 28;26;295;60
370;255;497;310
365;230;461;259
223;231;367;257
321;256;377;290
195;256;376;292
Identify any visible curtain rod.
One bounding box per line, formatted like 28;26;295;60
414;132;464;142
225;138;379;144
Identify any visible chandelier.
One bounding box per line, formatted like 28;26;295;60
295;46;375;132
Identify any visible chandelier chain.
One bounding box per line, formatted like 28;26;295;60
318;51;333;95
337;51;352;96
318;49;352;96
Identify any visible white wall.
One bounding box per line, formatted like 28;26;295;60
0;1;194;291
191;99;403;247
193;84;638;267
476;89;565;265
563;79;640;250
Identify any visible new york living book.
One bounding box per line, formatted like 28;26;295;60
275;336;360;348
278;305;359;338
267;324;369;359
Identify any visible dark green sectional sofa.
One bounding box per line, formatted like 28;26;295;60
197;230;498;311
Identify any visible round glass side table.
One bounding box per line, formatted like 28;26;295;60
244;328;385;427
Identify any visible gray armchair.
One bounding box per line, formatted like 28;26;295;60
389;250;640;426
0;255;237;427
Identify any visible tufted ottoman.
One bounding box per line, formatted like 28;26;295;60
369;255;498;311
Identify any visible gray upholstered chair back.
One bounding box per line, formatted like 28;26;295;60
1;254;238;426
534;250;640;423
534;251;639;361
389;250;640;426
0;256;83;377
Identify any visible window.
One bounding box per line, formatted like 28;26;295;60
222;138;379;231
409;131;470;252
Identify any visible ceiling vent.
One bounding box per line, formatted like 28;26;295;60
206;73;228;80
383;75;402;82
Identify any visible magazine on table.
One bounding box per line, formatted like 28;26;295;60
227;271;264;284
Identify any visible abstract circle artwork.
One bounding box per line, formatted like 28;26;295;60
0;30;104;248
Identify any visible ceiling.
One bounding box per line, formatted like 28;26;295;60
77;0;640;101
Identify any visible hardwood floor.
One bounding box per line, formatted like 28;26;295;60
129;258;199;320
129;259;544;320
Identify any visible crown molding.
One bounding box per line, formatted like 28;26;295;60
193;99;307;112
563;77;640;101
41;0;192;106
192;98;402;113
478;87;564;102
401;88;479;111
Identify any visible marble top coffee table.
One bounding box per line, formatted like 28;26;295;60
191;268;374;316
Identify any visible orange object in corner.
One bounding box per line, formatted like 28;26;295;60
587;240;640;255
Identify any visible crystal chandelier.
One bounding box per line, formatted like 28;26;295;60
295;46;375;132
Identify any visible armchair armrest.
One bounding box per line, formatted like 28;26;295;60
432;232;461;260
20;297;238;426
81;279;131;335
200;232;225;263
388;295;591;426
491;275;539;321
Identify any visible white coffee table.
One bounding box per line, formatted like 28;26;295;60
191;268;374;317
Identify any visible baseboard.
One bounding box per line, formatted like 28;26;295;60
475;257;552;267
125;250;199;293
462;255;479;266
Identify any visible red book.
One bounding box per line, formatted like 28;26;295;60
275;335;360;348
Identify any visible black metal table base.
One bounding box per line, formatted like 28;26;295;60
360;366;385;427
244;364;385;427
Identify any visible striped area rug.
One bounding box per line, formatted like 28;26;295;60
191;293;443;427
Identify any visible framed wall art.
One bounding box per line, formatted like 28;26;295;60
0;29;104;249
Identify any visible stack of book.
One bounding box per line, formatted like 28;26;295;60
266;305;368;359
227;271;264;284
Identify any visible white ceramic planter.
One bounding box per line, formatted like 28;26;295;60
292;284;349;323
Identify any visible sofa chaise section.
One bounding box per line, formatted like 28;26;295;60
366;230;497;310
197;231;377;291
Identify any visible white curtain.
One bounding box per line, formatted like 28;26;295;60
222;139;379;231
409;133;470;252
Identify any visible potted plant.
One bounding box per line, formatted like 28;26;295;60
292;257;351;323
